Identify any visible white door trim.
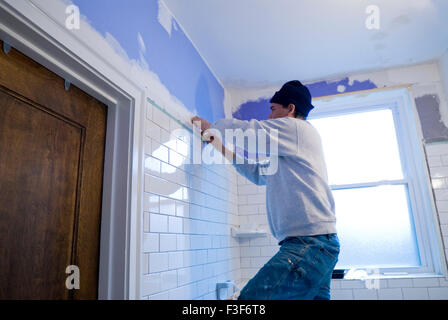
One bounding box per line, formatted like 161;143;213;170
0;0;145;299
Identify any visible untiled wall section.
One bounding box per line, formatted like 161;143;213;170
141;100;241;300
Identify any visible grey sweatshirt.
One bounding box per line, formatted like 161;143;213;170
211;116;337;243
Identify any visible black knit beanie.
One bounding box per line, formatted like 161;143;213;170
270;80;314;117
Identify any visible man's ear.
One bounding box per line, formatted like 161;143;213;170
288;103;296;116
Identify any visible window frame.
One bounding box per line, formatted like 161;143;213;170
308;87;448;278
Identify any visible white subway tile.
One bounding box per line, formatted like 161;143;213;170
160;233;177;252
258;205;267;214
240;246;261;257
241;268;258;279
161;270;178;291
151;141;169;163
143;193;159;213
340;280;366;289
159;196;176;215
427;156;443;167
148;292;169;300
387;278;414;288
176;201;190;217
377;288;403;300
176;139;189;157
437;200;448;212
428;287;448;299
426;143;448;156
160;129;172;149
249;236;271;247
412;277;441;287
143;233;159;253
430;167;448;178
177;267;193;286
145;121;161;141
141;253;149;274
144;174;151;193
207;249;217;263
439;277;448;287
169;284;197;300
442;155;448;166
152;106;171;129
177;234;190;250
143;212;150;232
150;213;168;233
238;185;259;195
238;195;248;205
330;280;342;289
251;256;269;268
441;224;448;235
141;273;161;296
144;138;151;156
435;189;448;201
330;289;353;300
149;252;169;273
169;149;186;168
196;279;211;298
197;250;208;264
353;289;378;300
246;194;265;205
168;251;184;269
260;246;278;257
238;205;258;215
432;177;448;189
168;216;183;233
402;288;429;300
146;104;153;120
145;156;161;176
182;251;193;267
203;264;214;278
438;211;448;224
149;175;179;198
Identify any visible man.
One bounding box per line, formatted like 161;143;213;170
191;80;339;300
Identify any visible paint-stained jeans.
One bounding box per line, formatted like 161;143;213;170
237;234;340;300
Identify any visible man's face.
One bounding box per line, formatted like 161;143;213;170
268;103;293;120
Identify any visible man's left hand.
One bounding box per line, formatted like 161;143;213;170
191;116;211;133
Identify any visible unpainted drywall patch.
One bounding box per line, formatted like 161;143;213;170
414;94;448;142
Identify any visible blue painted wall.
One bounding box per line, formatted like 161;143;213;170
73;0;225;122
233;77;378;121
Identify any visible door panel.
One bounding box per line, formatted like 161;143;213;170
0;41;107;299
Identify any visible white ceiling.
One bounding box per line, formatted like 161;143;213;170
163;0;448;89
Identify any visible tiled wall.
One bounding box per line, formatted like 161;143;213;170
235;142;448;299
141;101;242;300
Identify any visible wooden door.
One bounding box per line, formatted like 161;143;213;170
0;41;107;299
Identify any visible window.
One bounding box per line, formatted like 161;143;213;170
308;88;447;277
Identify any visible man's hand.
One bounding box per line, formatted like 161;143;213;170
191;116;211;133
191;115;235;163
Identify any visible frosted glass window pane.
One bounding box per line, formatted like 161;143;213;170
333;185;420;269
309;109;403;185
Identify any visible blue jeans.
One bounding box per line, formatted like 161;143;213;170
237;234;340;300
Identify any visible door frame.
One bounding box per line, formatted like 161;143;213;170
0;0;144;299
